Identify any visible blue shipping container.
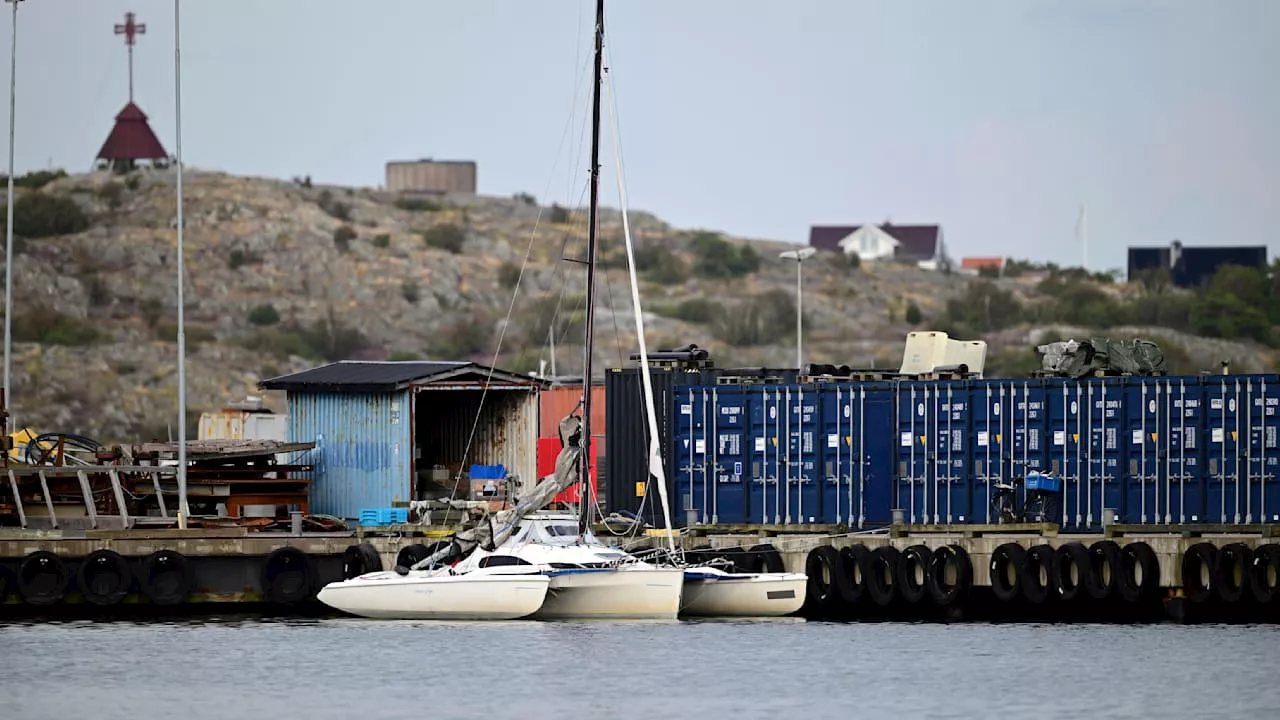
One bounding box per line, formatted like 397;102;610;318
782;385;823;523
896;381;972;524
968;380;1046;523
743;385;822;524
818;383;895;526
1123;377;1205;524
672;386;714;524
1203;375;1280;524
671;384;751;524
1087;379;1127;528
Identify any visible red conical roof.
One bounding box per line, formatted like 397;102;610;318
96;102;168;161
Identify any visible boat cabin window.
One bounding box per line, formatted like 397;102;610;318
544;524;580;537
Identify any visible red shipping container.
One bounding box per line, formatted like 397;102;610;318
538;436;598;505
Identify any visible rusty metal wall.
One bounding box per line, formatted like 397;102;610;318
286;391;413;520
385;161;477;194
413;387;538;491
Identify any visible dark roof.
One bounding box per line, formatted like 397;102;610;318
258;361;548;393
1127;243;1267;288
97;102;168;161
809;223;941;259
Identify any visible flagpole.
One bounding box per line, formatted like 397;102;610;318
173;0;188;526
3;0;23;432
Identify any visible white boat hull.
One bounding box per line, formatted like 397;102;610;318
680;571;808;617
535;566;685;620
317;567;550;620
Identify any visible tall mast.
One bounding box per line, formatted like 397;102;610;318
579;0;604;531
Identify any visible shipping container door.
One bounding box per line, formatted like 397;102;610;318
820;384;854;525
673;386;713;524
859;386;897;526
1083;379;1126;528
1124;378;1164;524
1256;377;1280;523
969;380;1007;524
936;381;972;523
1205;377;1245;524
896;382;932;524
782;385;822;524
711;386;749;524
1011;380;1049;495
1046;379;1084;528
1164;377;1206;523
748;386;784;524
1240;375;1280;524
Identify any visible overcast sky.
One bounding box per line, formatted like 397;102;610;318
4;0;1277;272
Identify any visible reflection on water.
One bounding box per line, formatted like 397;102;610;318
2;616;1276;720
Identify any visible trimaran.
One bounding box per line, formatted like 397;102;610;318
317;0;806;621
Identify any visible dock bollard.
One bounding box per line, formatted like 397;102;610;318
891;508;905;525
290;511;303;536
1102;508;1116;527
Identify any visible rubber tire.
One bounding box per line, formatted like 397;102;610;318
0;563;13;603
1214;542;1250;604
927;544;973;607
836;545;869;605
1087;540;1121;601
897;544;933;604
141;549;194;606
804;545;842;610
342;542;383;580
77;549;132;606
748;543;786;573
1182;542;1217;603
1247;543;1280;604
989;543;1025;603
1021;544;1055;604
866;546;900;607
18;550;69;606
261;547;316;605
1118;542;1160;603
1052;542;1091;602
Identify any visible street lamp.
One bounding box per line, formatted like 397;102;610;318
173;0;189;526
778;246;816;371
3;0;24;430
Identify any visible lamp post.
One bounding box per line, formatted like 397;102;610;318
173;0;188;526
3;0;24;430
778;247;816;371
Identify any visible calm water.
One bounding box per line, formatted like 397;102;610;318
2;616;1276;719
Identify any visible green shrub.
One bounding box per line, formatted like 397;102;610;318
395;197;442;212
3;191;89;238
317;189;351;220
422;223;466;253
549;204;571;224
11;308;105;346
96;182;124;209
498;261;523;289
905;302;923;325
372;233;391;248
402;280;420;304
3;169;67;189
634;244;688;284
652;298;721;324
248;304;281;326
689;232;757;279
712;290;797;346
514;192;537;206
334;225;356;252
388;351;421;361
431;316;493;359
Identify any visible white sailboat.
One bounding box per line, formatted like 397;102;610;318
596;13;807;618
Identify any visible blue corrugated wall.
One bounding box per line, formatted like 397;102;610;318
287;391;413;520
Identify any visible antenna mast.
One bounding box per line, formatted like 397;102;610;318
578;0;604;532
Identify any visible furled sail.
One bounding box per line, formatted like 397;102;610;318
409;414;584;570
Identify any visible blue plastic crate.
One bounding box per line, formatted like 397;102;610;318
470;464;506;480
1026;472;1062;493
359;508;408;526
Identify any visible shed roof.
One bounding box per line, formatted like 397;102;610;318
258;360;546;393
96;102;169;161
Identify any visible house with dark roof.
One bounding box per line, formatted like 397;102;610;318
1127;240;1267;288
808;222;950;270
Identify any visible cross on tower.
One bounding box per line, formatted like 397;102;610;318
113;11;147;103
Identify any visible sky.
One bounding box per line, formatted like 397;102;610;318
3;0;1278;273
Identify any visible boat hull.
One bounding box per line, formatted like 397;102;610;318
680;571;808;617
317;568;550;620
535;566;684;620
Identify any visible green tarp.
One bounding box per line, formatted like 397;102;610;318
1037;337;1167;378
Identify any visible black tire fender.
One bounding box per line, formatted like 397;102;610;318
19;550;68;606
1087;540;1121;601
1213;542;1250;604
866;545;900;607
261;546;316;605
836;545;869;605
1247;543;1280;604
1118;541;1160;603
897;544;933;604
395;543;432;570
804;545;842;610
1182;542;1217;603
748;543;786;573
1021;544;1055;604
342;542;383;579
77;549;132;606
1052;542;1091;602
141;549;194;606
927;544;973;606
989;543;1025;603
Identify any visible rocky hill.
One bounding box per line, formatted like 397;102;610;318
1;168;1275;442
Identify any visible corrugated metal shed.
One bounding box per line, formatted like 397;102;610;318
262;361;548;520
